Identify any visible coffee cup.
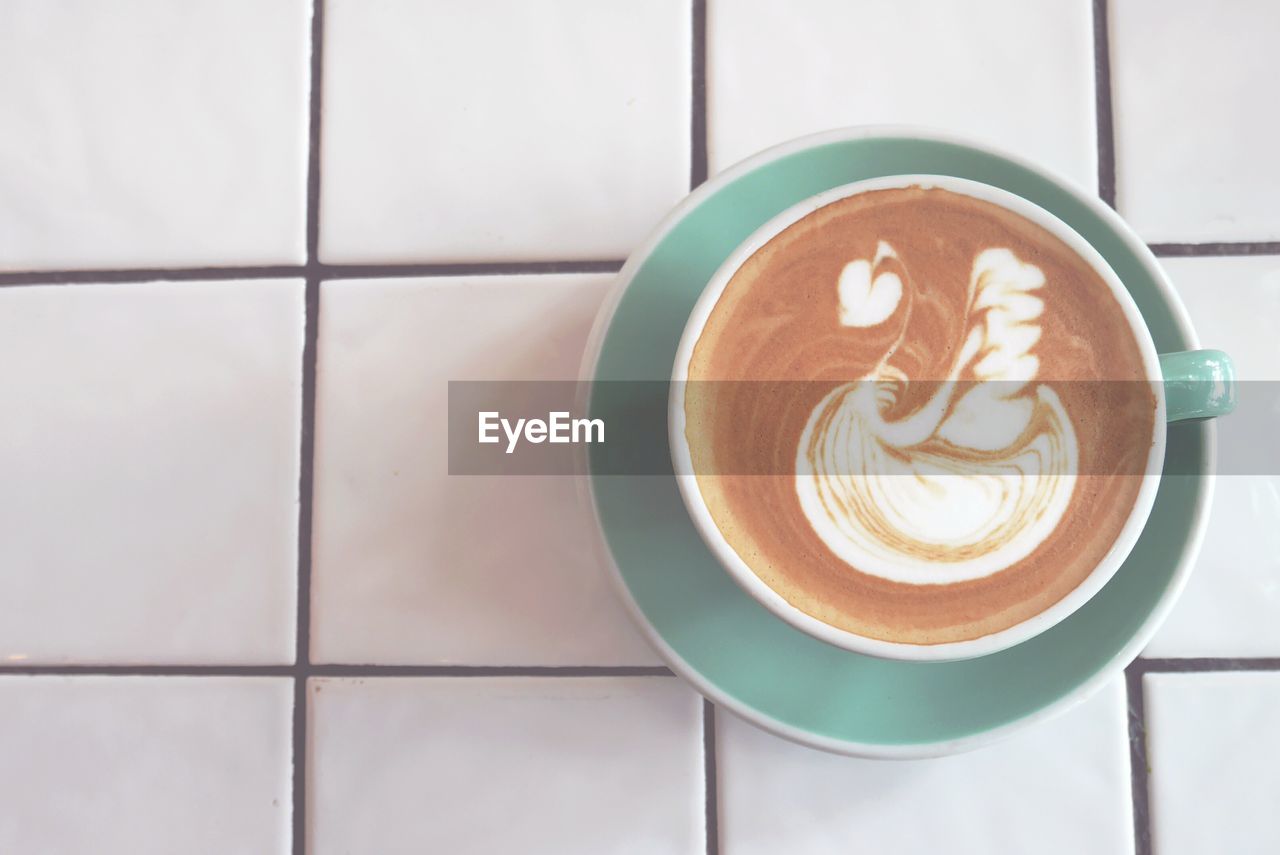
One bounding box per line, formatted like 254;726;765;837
669;174;1235;662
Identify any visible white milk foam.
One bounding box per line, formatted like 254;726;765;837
795;244;1078;585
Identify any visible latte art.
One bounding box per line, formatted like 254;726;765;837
684;186;1155;644
796;244;1078;584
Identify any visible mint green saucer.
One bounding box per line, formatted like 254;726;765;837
581;128;1213;757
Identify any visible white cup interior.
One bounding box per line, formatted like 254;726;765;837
669;174;1167;662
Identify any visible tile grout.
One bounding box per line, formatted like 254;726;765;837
0;265;306;285
0;665;678;677
294;0;327;851
1124;664;1153;855
10;658;1280;678
0;665;302;677
296;268;318;672
1148;241;1280;257
308;665;676;677
1132;657;1280;673
690;0;708;190
0;260;628;287
692;6;715;853
322;259;626;277
703;699;720;855
3;242;1279;291
1092;0;1117;208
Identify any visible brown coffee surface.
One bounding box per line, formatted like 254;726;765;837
684;186;1156;644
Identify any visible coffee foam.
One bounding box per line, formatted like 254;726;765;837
685;187;1155;644
797;244;1078;585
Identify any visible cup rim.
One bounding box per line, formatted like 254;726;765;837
668;173;1167;662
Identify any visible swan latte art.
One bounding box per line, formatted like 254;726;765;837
683;186;1156;644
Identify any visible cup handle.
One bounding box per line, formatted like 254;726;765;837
1159;349;1237;422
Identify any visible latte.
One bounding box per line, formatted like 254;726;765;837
683;186;1156;645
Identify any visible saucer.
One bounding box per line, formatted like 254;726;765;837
579;127;1214;758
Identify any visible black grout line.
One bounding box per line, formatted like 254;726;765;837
0;265;305;286
690;0;708;190
1124;664;1153;855
0;260;628;288
1148;241;1280;257
693;6;714;847
304;19;324;266
0;664;677;677
296;268;319;671
10;659;1280;678
296;677;311;855
292;676;308;855
0;665;300;677
1092;0;1117;208
294;331;317;850
295;0;326;852
7;240;1279;292
1133;657;1280;672
703;700;720;855
309;665;676;678
320;259;625;278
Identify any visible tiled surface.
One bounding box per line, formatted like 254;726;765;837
707;0;1098;187
308;677;704;854
0;0;309;270
1112;0;1280;242
1145;256;1280;657
0;281;302;664
319;0;691;263
718;680;1133;855
1145;673;1280;854
310;275;659;665
0;677;292;854
0;1;1277;854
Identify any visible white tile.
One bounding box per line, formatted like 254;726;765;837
1145;477;1280;657
1145;256;1280;657
1145;672;1280;855
0;281;302;664
308;677;703;855
0;676;292;855
1157;257;1280;383
1112;1;1280;241
718;680;1132;855
0;0;309;270
319;0;690;263
707;0;1097;187
311;275;659;665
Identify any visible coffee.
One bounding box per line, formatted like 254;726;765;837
683;186;1156;645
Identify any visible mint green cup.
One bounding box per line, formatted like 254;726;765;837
581;127;1236;757
668;173;1237;663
